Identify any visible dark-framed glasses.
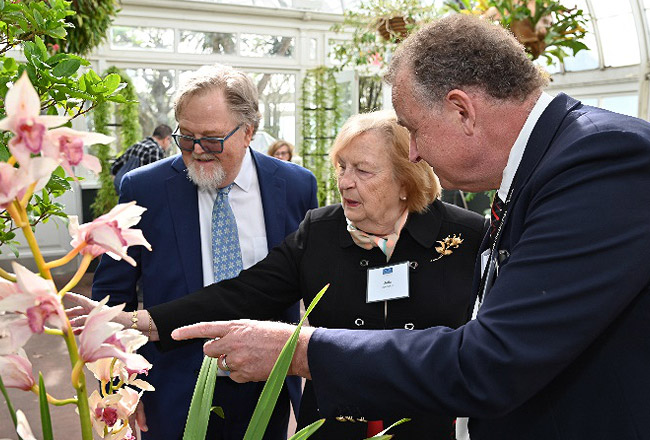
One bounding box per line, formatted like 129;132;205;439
171;125;241;154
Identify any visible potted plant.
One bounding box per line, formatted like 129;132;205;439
445;0;590;64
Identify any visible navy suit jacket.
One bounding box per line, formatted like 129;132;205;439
308;94;650;439
92;149;317;440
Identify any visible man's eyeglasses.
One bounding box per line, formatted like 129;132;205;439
171;125;240;154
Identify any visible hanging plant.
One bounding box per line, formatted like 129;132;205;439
329;0;439;74
445;0;590;64
301;66;342;206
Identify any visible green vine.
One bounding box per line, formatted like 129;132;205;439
90;67;141;218
301;67;342;206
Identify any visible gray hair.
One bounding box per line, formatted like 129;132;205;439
173;64;261;134
385;14;548;107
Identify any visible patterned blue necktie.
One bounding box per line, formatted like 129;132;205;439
211;183;243;282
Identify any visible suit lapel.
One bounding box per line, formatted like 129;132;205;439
251;150;287;249
507;93;582;212
166;156;203;292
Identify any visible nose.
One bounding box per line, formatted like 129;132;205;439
191;139;208;155
338;169;355;190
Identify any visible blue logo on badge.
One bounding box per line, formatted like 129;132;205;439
382;267;393;275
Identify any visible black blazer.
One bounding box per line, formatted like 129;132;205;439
152;200;486;439
307;94;650;440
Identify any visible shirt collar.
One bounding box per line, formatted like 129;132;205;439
233;147;253;193
497;92;554;201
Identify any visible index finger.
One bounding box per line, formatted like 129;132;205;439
171;321;232;341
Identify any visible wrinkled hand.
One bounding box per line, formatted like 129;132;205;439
64;292;101;329
171;320;314;382
128;401;147;436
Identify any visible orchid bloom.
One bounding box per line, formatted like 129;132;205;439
13;410;38;440
0;349;35;391
88;389;141;440
78;298;152;375
0;157;59;210
69;202;151;267
0;263;67;334
0;315;32;355
0;72;68;165
87;355;154;392
43;126;113;178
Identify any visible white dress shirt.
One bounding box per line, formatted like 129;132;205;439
457;91;554;440
198;148;269;287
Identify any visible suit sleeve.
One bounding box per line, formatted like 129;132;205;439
150;209;315;351
308;129;650;419
91;173;141;311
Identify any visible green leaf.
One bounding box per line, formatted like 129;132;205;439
52;59;81;78
0;375;18;430
38;373;54;440
102;73;121;95
288;419;326;440
363;418;410;439
182;355;219;440
210;406;225;419
243;284;329;440
3;57;17;71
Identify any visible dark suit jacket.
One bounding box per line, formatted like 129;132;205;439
307;94;650;439
151;201;486;439
92;150;317;440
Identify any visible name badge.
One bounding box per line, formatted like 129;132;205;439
366;261;410;303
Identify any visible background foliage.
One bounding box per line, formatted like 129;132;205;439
0;0;130;254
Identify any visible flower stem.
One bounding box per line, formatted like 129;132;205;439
58;253;93;297
0;266;16;282
30;386;78;406
44;327;65;336
63;326;94;440
20;182;37;208
15;201;52;280
45;242;86;269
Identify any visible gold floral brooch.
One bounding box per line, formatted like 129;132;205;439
431;234;464;262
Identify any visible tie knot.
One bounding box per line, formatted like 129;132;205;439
218;183;235;196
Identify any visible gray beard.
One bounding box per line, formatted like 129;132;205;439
186;158;226;191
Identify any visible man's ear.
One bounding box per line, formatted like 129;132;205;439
243;124;255;146
445;89;476;136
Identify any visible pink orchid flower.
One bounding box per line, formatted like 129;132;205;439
88;389;140;440
11;410;38;440
0;157;59;209
0;349;35;391
0;315;32;355
43;126;113;178
69;202;151;267
78;297;152;375
0;72;68;165
0;263;67;333
87;355;154;391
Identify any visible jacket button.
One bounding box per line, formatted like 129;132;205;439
360;259;369;267
354;318;365;327
409;261;418;270
404;323;415;330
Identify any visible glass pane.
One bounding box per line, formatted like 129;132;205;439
577;97;599;107
599;95;639;117
563;30;599;71
589;0;631;17
240;34;295;58
247;72;296;147
309;38;318;61
110;26;174;51
124;68;176;138
597;15;640;67
179;31;236;55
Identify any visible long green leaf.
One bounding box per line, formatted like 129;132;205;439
363;418;411;439
0;375;18;429
38;373;54;440
182;355;219;440
243;284;329;440
288;419;325;440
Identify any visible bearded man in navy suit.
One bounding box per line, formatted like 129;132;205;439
92;64;317;440
173;15;650;440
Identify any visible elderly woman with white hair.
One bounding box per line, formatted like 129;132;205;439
71;110;486;439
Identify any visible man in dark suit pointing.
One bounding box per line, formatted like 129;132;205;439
173;15;650;440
